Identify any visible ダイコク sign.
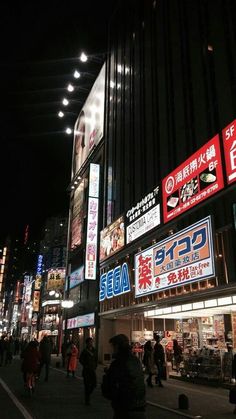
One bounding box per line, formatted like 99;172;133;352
99;262;131;301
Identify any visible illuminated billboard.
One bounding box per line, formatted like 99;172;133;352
126;186;161;244
71;180;85;250
162;135;224;223
85;164;100;280
100;216;125;262
222;119;236;185
99;262;131;302
47;268;65;290
72;64;105;178
135;216;215;297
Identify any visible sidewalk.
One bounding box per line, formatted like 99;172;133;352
51;355;236;419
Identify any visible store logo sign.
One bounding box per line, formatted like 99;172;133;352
99;262;131;301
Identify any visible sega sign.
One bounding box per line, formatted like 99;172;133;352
99;262;131;301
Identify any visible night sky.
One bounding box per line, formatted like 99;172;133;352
0;1;116;241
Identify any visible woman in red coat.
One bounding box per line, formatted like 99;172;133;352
67;343;79;378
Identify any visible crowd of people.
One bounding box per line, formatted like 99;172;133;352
0;333;181;418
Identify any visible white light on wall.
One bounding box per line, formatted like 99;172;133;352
61;300;74;308
62;98;69;106
58;111;64;118
80;52;88;62
74;70;81;79
67;84;74;92
66;127;72;135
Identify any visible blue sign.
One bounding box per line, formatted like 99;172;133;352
36;255;43;275
99;262;131;301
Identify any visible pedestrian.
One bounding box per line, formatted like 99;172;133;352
173;339;182;373
21;340;41;391
0;335;6;366
101;334;146;419
67;342;79;378
5;336;14;365
153;334;165;387
143;340;155;387
14;338;20;356
79;337;97;405
61;339;69;368
39;336;52;382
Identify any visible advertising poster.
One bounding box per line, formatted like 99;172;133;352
135;216;215;297
162;135;224;223
72;64;105;178
222;119;236;185
100;216;125;261
47;268;65;290
126;186;161;244
71;180;84;250
69;265;84;289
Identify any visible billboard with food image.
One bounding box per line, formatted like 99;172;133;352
162;135;224;223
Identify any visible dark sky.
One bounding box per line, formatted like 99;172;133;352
0;1;116;242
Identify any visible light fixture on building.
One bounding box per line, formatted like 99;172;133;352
67;83;74;92
62;98;69;106
66;127;72;135
74;70;81;79
61;300;74;308
79;52;88;62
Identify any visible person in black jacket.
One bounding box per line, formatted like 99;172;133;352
79;337;97;405
153;334;165;387
102;334;146;419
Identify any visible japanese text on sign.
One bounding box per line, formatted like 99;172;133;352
134;216;214;297
162;135;224;223
222;119;236;184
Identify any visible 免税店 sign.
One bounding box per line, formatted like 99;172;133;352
222;119;236;184
134;216;215;297
162;135;224;223
99;262;131;301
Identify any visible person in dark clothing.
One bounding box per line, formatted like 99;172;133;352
153;335;165;387
14;338;20;356
39;336;52;382
0;336;6;366
143;340;154;388
21;340;41;388
173;339;182;373
79;337;97;405
5;336;14;365
102;334;146;419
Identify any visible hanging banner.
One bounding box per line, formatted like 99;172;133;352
135;216;215;297
222;119;236;185
162;135;224;223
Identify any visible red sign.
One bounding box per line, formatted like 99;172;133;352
222;119;236;184
162;135;224;223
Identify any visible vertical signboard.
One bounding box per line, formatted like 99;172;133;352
222;119;236;184
85;164;100;280
162;135;224;223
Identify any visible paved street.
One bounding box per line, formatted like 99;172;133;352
0;356;235;419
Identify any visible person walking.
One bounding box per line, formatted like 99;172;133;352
0;335;6;366
21;340;41;393
67;342;78;378
39;336;52;382
5;336;14;365
173;339;182;373
153;334;165;387
101;334;146;419
143;340;155;387
79;337;97;405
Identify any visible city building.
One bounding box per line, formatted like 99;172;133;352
64;0;236;382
